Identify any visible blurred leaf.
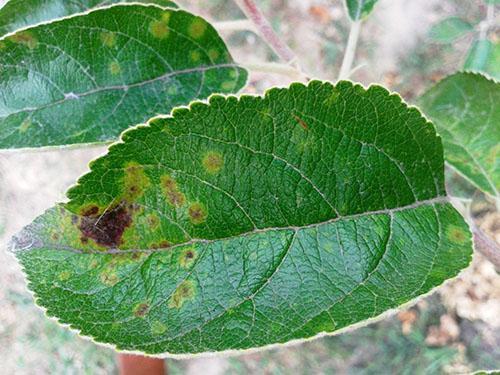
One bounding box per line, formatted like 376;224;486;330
345;0;379;21
464;39;492;72
419;72;499;200
429;17;473;43
484;41;500;80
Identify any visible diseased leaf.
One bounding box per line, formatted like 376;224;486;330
464;39;492;72
429;17;473;43
0;0;177;37
0;4;247;149
345;0;379;21
419;72;499;200
12;81;472;356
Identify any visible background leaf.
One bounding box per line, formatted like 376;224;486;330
345;0;379;21
429;17;473;43
0;4;247;149
464;39;493;72
0;0;177;37
12;80;472;356
419;72;499;200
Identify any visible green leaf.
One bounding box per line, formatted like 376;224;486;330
345;0;379;21
0;0;177;37
464;39;492;72
0;4;247;149
419;72;499;200
484;41;500;80
12;81;472;356
429;17;473;43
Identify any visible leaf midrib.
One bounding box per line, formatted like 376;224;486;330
12;196;449;255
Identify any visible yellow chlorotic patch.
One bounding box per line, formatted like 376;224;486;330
58;271;71;281
18;118;32;133
100;271;119;286
202;151;224;174
486;144;499;165
446;225;469;245
133;302;150;318
323;89;340;105
168;280;195;309
161;175;186;207
188;202;207;225
178;247;197;268
161;12;171;23
188;18;207;39
109;61;121;75
122;162;150;201
0;41;5;50
146;214;160;230
11;31;38;49
229;69;238;79
167;85;178;96
100;32;117;48
149;19;170;40
208;48;219;61
221;81;235;91
190;50;202;62
89;259;99;270
151;321;167;335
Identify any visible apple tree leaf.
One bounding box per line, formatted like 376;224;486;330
0;0;177;37
0;4;246;149
12;80;472;356
420;72;499;200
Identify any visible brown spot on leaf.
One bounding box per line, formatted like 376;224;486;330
133;302;150;318
293;114;309;130
81;205;99;216
168;280;195;309
202;151;224;174
188;202;207;225
179;247;197;268
79;205;132;247
161;175;186;207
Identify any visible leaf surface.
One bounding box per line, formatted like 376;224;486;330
12;81;472;356
419;72;499;200
429;17;473;43
345;0;379;21
0;4;246;149
0;0;177;37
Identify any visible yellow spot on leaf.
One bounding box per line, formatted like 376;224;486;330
109;61;121;75
208;48;219;60
178;247;197;268
202;151;224;174
100;271;119;286
122;162;150;201
446;225;468;245
188;202;207;225
18;118;32;133
147;214;160;229
58;271;71;281
100;31;117;48
190;50;201;62
188;18;207;39
151;321;167;335
221;81;235;91
169;280;195;309
11;31;38;49
161;175;186;207
149;19;170;39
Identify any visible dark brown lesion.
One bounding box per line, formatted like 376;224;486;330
133;302;150;318
79;204;132;248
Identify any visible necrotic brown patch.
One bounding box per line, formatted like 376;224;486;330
79;205;132;248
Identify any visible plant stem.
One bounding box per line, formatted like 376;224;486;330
213;19;256;32
338;20;362;80
233;0;299;67
473;225;500;269
242;62;307;80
